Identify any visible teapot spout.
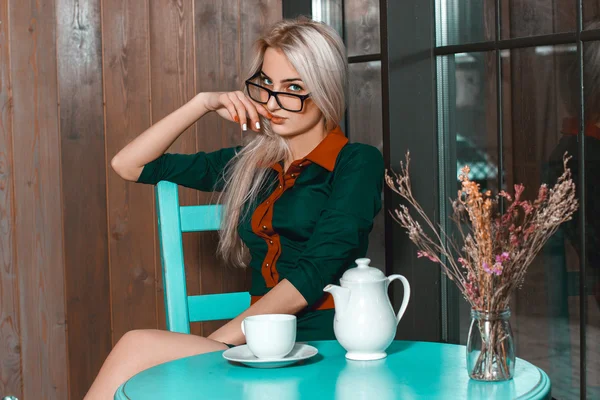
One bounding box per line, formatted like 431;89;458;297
323;284;350;316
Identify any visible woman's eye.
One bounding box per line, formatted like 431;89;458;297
289;84;303;92
262;78;272;85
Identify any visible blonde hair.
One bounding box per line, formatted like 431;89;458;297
216;17;348;267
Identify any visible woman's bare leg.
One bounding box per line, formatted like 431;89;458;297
84;329;228;400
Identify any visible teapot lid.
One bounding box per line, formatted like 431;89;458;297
340;258;386;283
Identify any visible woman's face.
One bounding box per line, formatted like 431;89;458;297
255;47;324;137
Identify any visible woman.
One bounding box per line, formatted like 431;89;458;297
85;17;383;399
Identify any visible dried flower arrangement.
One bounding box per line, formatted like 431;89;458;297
385;152;579;380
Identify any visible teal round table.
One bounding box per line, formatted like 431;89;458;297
114;340;551;399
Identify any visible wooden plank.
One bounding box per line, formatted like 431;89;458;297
240;0;283;67
103;0;158;343
148;0;199;334
9;0;69;398
0;1;22;398
55;0;112;397
193;0;230;336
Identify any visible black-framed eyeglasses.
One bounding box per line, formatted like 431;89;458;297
244;72;311;112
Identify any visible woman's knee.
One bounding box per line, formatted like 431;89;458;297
113;329;161;353
114;328;227;357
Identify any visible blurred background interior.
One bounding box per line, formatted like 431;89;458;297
0;0;599;399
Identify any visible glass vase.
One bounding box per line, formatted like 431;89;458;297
466;308;515;381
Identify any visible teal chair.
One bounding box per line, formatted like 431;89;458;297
115;180;251;398
154;180;251;333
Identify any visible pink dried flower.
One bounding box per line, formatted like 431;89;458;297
417;250;439;263
495;252;510;263
482;262;491;274
465;282;480;301
523;224;536;241
535;184;548;205
483;261;503;276
498;190;512;201
467;271;476;282
521;201;534;215
491;262;503;275
513;184;525;201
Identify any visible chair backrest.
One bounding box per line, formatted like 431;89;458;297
155;181;250;334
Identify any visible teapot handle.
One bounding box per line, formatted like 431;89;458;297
387;275;411;325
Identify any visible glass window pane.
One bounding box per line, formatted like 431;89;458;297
437;51;498;341
311;0;344;39
438;52;499;191
501;0;576;38
584;0;600;28
583;40;600;400
439;44;593;397
501;44;581;399
345;0;380;56
347;61;384;270
435;0;495;46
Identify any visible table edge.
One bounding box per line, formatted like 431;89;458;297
115;340;552;400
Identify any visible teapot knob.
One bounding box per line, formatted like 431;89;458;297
356;258;371;268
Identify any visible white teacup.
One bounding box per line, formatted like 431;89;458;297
241;314;296;359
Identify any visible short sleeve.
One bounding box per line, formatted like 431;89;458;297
284;144;385;306
136;146;241;192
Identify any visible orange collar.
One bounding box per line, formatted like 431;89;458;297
273;125;348;172
561;117;600;141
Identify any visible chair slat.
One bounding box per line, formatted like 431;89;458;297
155;181;250;332
180;205;222;232
187;292;251;322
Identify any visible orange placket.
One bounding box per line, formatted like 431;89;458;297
250;160;306;287
248;126;348;310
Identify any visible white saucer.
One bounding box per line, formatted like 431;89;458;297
222;343;318;368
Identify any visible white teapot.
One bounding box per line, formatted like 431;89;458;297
323;258;410;361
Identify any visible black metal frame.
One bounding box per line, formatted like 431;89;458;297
435;30;600;55
245;72;312;112
433;1;598;397
385;0;442;341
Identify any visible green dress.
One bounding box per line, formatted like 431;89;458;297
137;127;384;341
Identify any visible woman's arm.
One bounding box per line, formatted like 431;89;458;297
111;93;212;181
207;279;307;345
111;91;271;181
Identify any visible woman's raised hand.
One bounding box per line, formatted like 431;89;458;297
202;91;273;132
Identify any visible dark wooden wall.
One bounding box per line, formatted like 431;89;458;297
0;1;282;399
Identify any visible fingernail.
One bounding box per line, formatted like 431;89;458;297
255;121;260;129
242;123;247;131
234;116;239;122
